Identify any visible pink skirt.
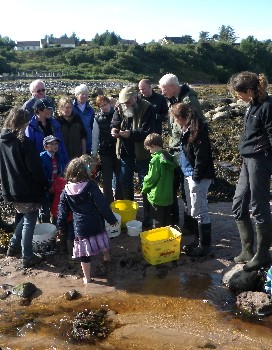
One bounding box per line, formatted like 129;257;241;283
73;231;109;258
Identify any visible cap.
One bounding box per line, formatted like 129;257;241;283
43;135;60;147
118;86;137;103
33;98;53;111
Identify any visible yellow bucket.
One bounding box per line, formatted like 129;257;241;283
111;200;139;228
140;226;182;265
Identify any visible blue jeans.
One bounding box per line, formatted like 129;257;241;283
10;210;38;258
120;157;150;188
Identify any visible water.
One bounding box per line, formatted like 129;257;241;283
0;269;272;349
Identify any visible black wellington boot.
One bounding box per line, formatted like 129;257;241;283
187;223;212;257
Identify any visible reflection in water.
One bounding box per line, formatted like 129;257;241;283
1;270;272;349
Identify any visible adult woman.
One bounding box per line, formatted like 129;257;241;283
92;95;123;204
228;71;272;272
0;107;48;268
73;84;95;154
56;95;86;160
171;103;215;257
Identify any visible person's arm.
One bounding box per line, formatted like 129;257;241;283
142;158;159;193
91;118;100;157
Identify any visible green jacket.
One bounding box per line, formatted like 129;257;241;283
142;150;178;206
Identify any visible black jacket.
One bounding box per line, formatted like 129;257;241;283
140;91;168;135
181;121;215;181
239;96;272;156
111;97;156;161
0;130;48;203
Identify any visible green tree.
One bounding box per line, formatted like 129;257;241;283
198;31;210;42
217;25;238;43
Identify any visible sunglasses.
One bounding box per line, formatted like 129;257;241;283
36;88;46;93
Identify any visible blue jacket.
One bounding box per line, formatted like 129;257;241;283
40;151;66;185
57;181;118;238
72;100;95;153
25;115;69;167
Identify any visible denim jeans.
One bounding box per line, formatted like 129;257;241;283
120;157;150;188
184;176;212;224
10;210;38;258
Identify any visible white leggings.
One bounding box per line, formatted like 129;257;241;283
184;176;212;224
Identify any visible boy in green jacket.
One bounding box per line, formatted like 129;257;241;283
142;133;179;228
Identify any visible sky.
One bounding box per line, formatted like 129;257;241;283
1;0;272;44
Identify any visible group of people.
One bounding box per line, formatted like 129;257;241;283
0;70;271;284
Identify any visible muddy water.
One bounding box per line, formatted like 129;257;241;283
0;270;272;350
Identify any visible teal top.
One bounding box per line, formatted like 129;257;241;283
142;150;178;206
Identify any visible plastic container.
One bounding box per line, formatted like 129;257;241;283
105;213;121;238
111;200;139;228
32;223;57;253
140;226;182;265
126;220;142;237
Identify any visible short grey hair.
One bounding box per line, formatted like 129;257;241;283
159;73;179;86
74;83;89;96
29;79;45;93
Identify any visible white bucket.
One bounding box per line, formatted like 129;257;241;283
126;220;142;237
33;223;57;253
105;213;121;238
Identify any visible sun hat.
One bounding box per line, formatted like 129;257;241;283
43;135;60;147
118;86;137;103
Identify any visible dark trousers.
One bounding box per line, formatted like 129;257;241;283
100;154;123;204
153;204;172;228
232;154;272;224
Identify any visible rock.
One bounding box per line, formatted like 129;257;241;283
222;264;261;292
64;289;80;301
12;282;37;298
236;291;272;316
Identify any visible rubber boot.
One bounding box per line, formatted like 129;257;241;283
183;218;199;254
181;211;195;235
123;187;134;201
243;223;272;272
234;220;254;263
186;222;212;257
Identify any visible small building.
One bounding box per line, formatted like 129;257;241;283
159;36;186;45
14;41;40;51
40;37;76;48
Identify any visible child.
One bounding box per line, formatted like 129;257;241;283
170;103;215;257
57;155;118;284
142;133;179;228
40;135;66;223
51;177;74;259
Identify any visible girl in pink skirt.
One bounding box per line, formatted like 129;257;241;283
57;155;118;284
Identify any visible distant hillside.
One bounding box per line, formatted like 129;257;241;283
1;39;272;83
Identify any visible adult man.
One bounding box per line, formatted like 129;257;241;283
138;79;168;135
159;73;204;229
22;79;54;117
111;86;156;228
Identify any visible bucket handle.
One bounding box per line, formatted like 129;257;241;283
170;225;182;234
